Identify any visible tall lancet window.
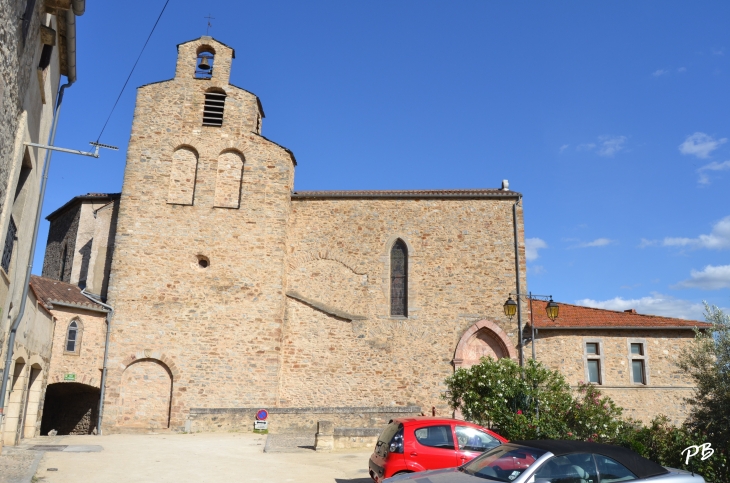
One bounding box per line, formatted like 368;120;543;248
66;320;79;353
390;239;408;316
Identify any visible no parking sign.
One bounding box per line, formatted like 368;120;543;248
254;409;268;430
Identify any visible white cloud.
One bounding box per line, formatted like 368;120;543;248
652;69;669;77
559;144;570;153
660;216;730;250
575;293;706;320
673;264;730;290
571;238;614;248
697;160;730;185
679;132;727;159
596;136;627;157
574;136;627;157
678;67;687;73
525;238;547;261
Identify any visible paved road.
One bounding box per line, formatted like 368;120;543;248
31;432;373;483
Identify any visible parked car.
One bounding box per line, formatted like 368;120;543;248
383;440;706;483
369;417;508;482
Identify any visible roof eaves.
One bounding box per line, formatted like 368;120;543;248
253;134;296;166
176;36;236;58
291;190;521;200
45;193;121;221
47;299;109;314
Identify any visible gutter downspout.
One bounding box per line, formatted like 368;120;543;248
0;7;79;424
512;196;524;368
80;290;111;435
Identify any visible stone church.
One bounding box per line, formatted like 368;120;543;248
31;36;707;442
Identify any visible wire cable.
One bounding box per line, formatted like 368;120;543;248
95;0;171;143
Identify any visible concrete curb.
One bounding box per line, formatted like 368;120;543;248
22;451;43;483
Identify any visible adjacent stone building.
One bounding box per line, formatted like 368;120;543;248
0;0;86;450
530;301;710;425
37;36;709;442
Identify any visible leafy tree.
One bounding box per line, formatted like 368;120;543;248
675;303;730;480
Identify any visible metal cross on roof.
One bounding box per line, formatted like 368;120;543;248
205;14;215;35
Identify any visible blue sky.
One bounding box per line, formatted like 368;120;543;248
36;1;730;319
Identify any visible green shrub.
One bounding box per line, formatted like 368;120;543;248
444;356;728;481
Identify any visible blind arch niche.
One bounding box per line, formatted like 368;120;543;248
214;150;244;208
167;146;199;205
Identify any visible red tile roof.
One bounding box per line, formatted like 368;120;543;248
530;300;711;329
29;276;108;313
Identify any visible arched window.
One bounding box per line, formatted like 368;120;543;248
65;320;79;353
390;239;408;316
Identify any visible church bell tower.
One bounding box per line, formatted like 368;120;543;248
102;37;296;432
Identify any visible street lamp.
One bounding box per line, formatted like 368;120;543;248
503;293;559;363
545;298;559;321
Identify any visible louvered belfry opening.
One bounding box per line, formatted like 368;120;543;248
203;92;226;127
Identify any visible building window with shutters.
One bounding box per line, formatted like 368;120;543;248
1;218;17;274
65;320;82;355
390;239;408;317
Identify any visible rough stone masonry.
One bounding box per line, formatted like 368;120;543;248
100;36;525;435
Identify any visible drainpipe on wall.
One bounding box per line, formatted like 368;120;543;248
512;196;524;368
0;4;82;426
80;290;112;435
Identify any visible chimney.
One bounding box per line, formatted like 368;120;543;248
624;309;637;314
501;180;509;190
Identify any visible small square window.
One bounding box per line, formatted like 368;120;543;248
630;343;643;355
587;359;601;384
586;343;599;355
632;360;645;384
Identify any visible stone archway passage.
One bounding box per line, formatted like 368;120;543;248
40;383;100;435
119;359;172;429
453;320;517;369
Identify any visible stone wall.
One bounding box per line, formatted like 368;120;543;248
0;0;40;219
534;329;696;424
282;198;526;415
46;306;107;389
42;204;81;282
186;406;421;434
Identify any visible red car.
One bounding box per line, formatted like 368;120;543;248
368;417;508;482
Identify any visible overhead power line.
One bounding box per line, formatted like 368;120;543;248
95;0;171;143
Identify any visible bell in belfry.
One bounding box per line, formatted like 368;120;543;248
198;56;211;71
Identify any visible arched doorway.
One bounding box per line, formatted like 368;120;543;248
22;365;43;438
453;320;517;369
118;359;172;429
41;383;100;435
2;359;26;445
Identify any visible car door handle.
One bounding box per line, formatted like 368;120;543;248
410;452;418;457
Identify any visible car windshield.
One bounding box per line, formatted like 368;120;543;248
461;445;546;482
